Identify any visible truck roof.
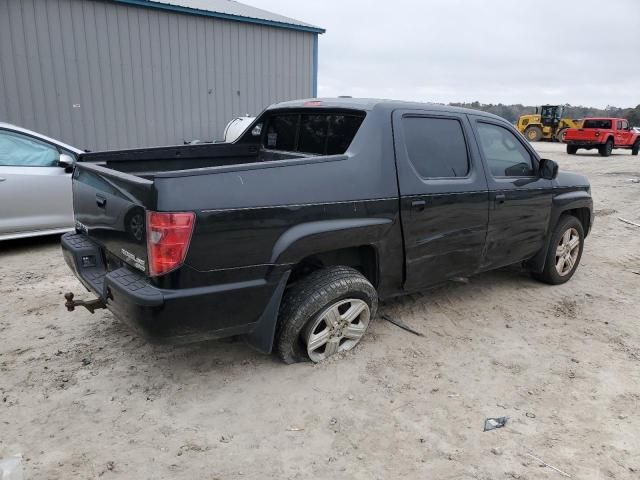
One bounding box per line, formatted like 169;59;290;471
268;97;507;122
582;117;627;121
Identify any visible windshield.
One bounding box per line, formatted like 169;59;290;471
540;106;560;118
583;119;612;129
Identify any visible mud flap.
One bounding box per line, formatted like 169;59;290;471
242;271;290;354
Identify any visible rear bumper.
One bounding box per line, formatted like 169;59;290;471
61;232;287;347
566;140;601;147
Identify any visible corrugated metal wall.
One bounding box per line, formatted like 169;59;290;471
0;0;315;150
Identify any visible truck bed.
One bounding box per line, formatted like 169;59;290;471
80;142;307;178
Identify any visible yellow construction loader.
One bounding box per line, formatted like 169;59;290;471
516;105;582;142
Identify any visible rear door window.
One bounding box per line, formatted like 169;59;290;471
402;116;469;178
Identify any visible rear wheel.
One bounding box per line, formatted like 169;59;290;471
566;145;578;155
632;140;639;156
275;266;377;364
525;126;543;142
531;215;584;285
599;138;613;157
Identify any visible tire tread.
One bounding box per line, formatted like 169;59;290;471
275;266;377;364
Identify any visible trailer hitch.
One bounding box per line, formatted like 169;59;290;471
64;292;106;314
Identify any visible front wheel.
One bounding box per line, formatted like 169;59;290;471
525;126;543;142
599;138;613;157
531;215;584;285
275;266;377;364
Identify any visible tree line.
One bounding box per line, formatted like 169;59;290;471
448;101;640;126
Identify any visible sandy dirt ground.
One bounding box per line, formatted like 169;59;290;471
1;142;639;479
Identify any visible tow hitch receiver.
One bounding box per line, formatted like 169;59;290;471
64;292;106;314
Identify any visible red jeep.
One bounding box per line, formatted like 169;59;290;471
564;118;640;157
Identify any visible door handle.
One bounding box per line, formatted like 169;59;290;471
495;194;506;205
0;177;6;182
411;200;426;211
96;195;107;208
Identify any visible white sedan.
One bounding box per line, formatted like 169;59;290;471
0;123;82;241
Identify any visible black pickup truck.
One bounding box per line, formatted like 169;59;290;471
62;98;593;363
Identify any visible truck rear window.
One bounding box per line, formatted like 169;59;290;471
264;112;365;155
583;119;611;129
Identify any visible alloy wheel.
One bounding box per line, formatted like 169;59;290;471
304;298;370;362
555;227;580;276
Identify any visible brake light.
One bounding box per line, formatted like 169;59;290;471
146;211;195;276
595;131;600;137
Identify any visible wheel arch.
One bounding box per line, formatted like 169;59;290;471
526;192;593;272
270;218;392;285
288;245;379;288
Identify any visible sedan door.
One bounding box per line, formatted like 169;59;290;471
0;129;73;236
470;117;553;270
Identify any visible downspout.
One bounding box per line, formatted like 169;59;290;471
312;34;318;97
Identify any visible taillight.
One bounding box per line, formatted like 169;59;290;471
146;211;195;277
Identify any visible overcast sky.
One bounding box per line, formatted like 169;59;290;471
243;0;639;108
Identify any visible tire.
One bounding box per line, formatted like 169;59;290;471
632;140;639;156
566;145;578;155
599;138;613;157
556;128;568;143
531;215;584;285
525;126;543;142
275;266;378;364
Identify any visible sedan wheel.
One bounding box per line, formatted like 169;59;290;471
555;227;580;276
304;298;370;362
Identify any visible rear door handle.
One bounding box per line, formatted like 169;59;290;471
411;200;427;212
0;177;6;182
96;195;107;208
495;194;506;205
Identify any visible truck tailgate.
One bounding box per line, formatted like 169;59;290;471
565;129;601;141
72;163;154;274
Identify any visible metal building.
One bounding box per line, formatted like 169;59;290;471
0;0;324;150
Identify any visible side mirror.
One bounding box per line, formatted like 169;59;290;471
539;158;559;180
58;153;75;172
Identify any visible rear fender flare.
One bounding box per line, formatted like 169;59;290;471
244;218;392;354
269;218;393;265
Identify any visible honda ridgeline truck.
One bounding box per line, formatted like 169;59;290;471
62;99;593;363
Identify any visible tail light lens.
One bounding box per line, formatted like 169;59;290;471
146;211;195;276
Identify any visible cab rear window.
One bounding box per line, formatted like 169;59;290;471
263;111;365;155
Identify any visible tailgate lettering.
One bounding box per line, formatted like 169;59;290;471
121;248;146;272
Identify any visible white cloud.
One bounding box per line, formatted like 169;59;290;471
242;0;640;108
